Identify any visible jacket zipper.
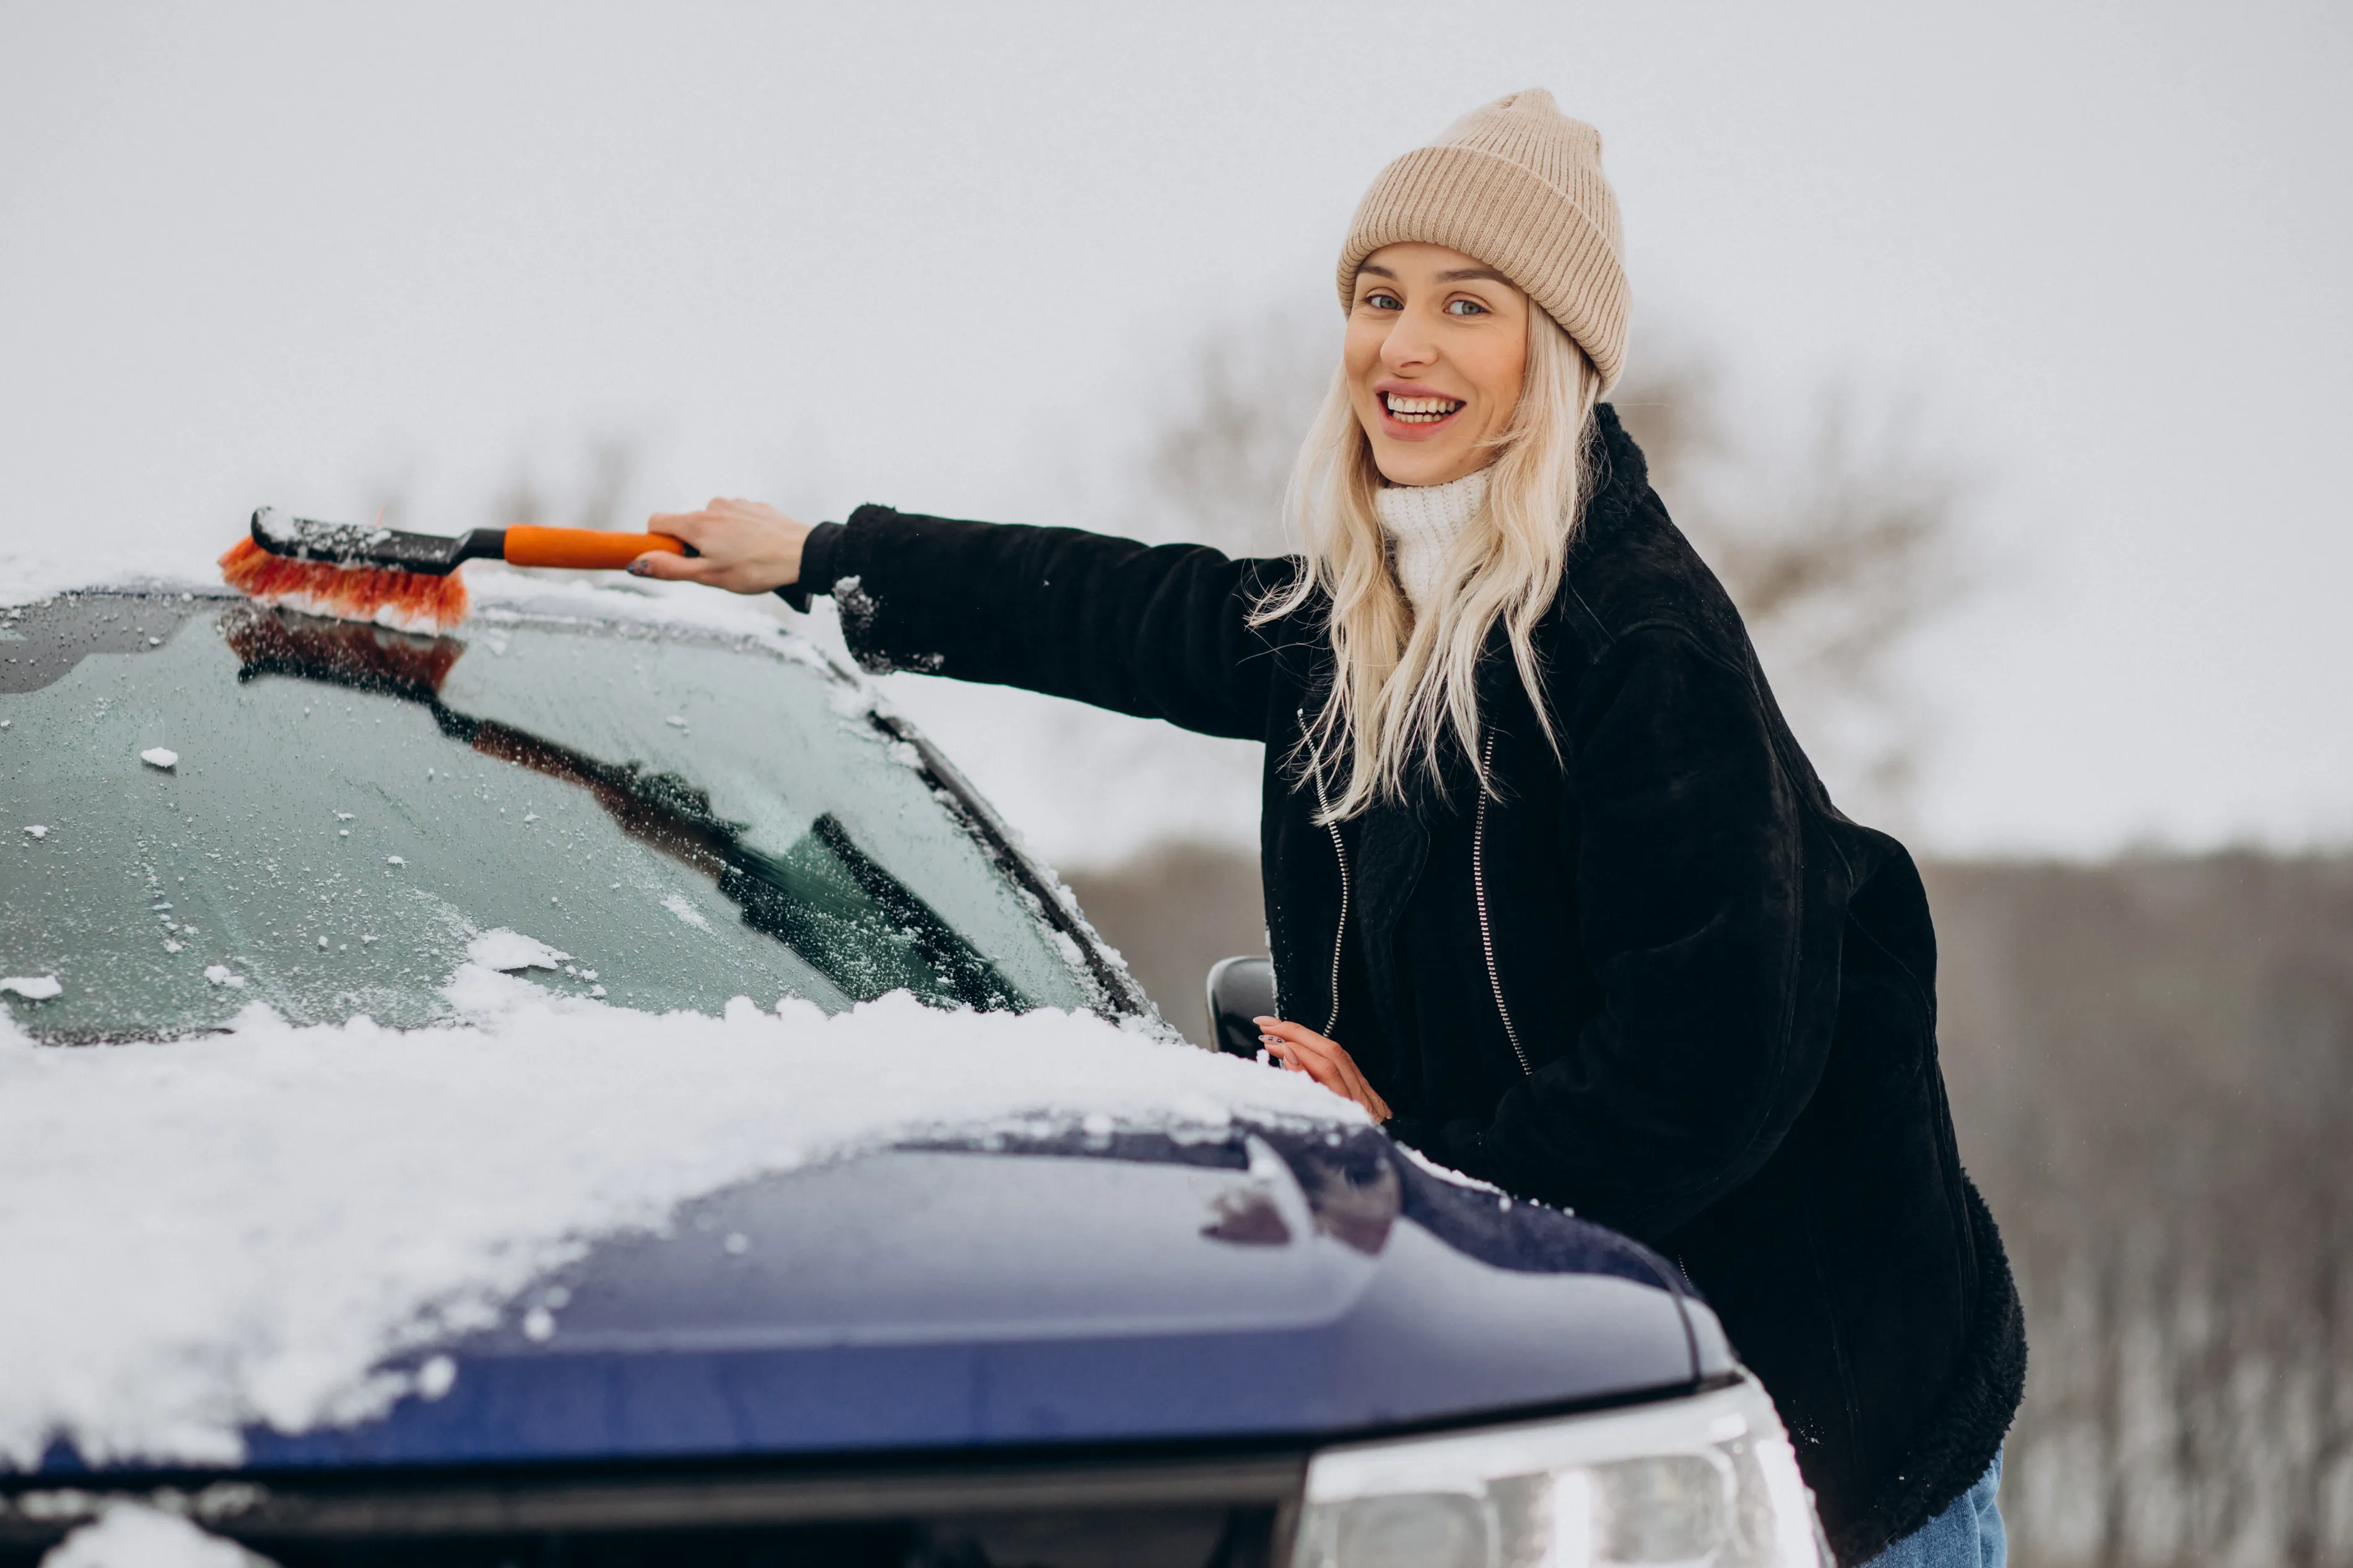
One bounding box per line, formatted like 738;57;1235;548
1310;755;1350;1038
1475;730;1533;1076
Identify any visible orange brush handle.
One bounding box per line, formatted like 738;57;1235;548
503;527;687;570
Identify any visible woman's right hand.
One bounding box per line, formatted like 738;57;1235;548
1256;1017;1394;1122
629;498;811;594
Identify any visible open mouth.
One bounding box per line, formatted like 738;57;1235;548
1383;393;1464;425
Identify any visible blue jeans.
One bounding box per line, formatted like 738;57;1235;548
1861;1454;2005;1568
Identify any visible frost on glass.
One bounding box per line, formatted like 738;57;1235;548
0;596;1097;1040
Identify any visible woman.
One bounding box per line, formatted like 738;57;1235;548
632;90;2024;1568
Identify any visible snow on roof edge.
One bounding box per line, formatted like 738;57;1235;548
1;549;228;609
2;547;814;642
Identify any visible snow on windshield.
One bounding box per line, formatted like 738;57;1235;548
0;958;1360;1471
1;547;808;646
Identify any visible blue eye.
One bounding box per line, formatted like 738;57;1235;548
1364;291;1403;311
1446;298;1488;316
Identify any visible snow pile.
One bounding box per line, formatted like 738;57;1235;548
0;961;1360;1470
659;893;711;930
0;548;804;649
463;928;568;971
0;550;226;609
464;562;798;641
38;1502;269;1567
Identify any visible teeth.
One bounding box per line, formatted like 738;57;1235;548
1385;394;1462;422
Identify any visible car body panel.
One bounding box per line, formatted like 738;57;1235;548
230;1130;1705;1471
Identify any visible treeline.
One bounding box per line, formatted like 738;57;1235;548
1069;846;2353;1568
1931;852;2353;1568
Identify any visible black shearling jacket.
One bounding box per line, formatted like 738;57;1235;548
791;405;2024;1564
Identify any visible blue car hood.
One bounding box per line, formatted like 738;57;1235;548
224;1125;1727;1470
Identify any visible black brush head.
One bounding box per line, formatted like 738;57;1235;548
249;509;500;576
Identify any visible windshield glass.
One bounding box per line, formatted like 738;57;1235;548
0;592;1111;1042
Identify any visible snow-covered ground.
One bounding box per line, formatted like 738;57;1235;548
0;951;1359;1471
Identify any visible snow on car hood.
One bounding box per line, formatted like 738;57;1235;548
0;959;1362;1471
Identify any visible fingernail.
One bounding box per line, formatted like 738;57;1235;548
626;560;650;576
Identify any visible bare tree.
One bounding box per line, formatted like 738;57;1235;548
1129;303;1337;556
1933;852;2353;1567
495;436;639;535
1612;344;1971;823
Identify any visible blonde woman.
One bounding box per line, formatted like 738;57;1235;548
638;91;2023;1568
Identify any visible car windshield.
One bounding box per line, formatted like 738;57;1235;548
0;591;1115;1042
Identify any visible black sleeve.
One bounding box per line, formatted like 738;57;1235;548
794;504;1300;743
1437;625;1824;1241
772;521;846;614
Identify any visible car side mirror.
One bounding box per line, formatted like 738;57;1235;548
1204;955;1277;1058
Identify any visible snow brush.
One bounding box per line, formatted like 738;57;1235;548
220;507;690;634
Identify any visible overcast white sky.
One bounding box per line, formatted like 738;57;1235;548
3;1;2347;865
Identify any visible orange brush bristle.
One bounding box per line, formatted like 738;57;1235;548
219;536;469;635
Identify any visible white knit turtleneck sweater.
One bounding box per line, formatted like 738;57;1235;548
1375;468;1489;615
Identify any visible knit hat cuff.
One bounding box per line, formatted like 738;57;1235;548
1337;142;1630;389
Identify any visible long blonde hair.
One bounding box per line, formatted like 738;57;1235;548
1256;310;1604;820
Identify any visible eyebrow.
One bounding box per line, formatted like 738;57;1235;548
1355;262;1513;287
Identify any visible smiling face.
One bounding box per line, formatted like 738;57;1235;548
1345;242;1532;487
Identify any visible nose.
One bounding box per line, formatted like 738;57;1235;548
1379;308;1440;375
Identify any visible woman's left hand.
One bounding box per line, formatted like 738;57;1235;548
1255;1018;1393;1122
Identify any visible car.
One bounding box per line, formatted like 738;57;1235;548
0;573;1829;1567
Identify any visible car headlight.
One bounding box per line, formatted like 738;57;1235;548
1294;1374;1829;1568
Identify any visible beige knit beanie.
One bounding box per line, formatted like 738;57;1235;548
1337;89;1630;390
